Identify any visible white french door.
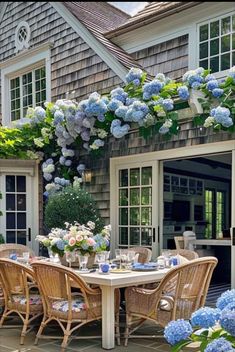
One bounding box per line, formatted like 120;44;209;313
111;160;160;258
0;166;39;252
0;174;31;246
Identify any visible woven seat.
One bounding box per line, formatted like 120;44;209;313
31;261;120;351
124;256;218;346
0;244;35;258
0;258;43;344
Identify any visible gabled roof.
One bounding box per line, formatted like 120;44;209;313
106;2;203;38
64;2;130;34
63;2;143;71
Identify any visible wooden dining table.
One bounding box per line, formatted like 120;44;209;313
74;268;170;350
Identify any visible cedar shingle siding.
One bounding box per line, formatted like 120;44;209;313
1;2;234;225
0;1;123;115
132;35;189;80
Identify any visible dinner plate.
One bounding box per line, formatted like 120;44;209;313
131;267;158;272
110;269;132;274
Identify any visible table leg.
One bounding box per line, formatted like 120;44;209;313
100;285;115;349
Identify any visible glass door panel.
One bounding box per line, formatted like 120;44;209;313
117;164;158;254
5;175;28;245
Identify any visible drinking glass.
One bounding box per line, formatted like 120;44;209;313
22;252;30;265
120;252;128;269
65;251;76;268
115;249;121;268
96;252;106;273
78;255;89;271
126;250;136;269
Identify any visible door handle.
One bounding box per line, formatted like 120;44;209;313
153;228;156;242
28;228;31;242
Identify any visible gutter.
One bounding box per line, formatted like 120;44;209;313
105;2;203;39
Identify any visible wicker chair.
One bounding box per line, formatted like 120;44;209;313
31;261;120;351
130;246;152;264
0;244;36;258
124;256;218;346
167;249;199;261
174;236;185;250
0;258;43;344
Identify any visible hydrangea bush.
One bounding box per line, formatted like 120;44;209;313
0;66;234;193
164;289;235;351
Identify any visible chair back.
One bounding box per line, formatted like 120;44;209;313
130;246;152;264
31;261;100;317
157;256;218;323
168;249;199;261
0;258;35;302
183;231;196;250
0;244;35;258
174;236;185;250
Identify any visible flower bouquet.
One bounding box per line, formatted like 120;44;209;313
164;289;235;352
36;228;67;258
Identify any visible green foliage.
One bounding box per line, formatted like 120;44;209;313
0;234;4;244
44;185;104;232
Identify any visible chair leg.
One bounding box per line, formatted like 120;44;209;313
0;309;7;327
61;321;71;351
124;314;131;347
20;314;29;345
35;317;47;345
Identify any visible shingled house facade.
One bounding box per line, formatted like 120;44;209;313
0;2;234;284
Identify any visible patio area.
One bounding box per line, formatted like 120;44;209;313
0;315;171;352
0;283;230;352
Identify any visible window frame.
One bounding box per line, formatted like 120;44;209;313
9;65;47;121
0;43;51;126
196;10;235;77
205;187;226;239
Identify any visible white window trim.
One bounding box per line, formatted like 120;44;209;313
1;42;52;126
196;10;235;78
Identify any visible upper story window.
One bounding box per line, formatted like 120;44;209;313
10;66;46;121
198;12;235;73
1;43;51;126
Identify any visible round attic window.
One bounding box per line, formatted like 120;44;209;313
15;21;30;52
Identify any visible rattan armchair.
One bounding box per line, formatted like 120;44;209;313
124;256;218;346
167;249;199;261
31;261;120;351
0;258;43;344
0;244;35;258
174;236;185;250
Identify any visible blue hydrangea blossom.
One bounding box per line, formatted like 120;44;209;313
164;319;193;345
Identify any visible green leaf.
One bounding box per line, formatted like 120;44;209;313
171;340;191;352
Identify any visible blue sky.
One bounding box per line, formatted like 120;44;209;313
110;2;148;16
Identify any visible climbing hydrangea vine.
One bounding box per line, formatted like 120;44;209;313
0;66;234;194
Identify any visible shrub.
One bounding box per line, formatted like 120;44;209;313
44;184;104;232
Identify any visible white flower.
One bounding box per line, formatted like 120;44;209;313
204;116;215;128
163;119;173;128
43;164;55;174
34;137;44;148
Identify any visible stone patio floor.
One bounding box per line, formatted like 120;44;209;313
0;313;198;352
0;283;229;352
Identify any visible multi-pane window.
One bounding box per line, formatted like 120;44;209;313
205;188;225;238
198;13;235;73
118;167;153;247
5;175;27;245
10;66;46;121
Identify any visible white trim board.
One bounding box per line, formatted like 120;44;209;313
110;140;235;165
50;2;128;82
112;2;234;71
